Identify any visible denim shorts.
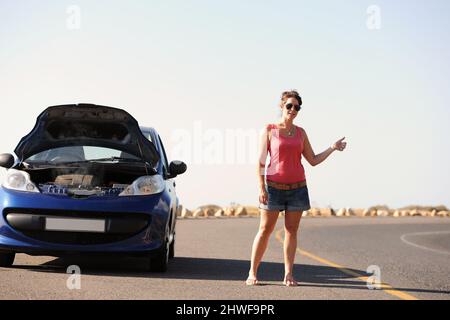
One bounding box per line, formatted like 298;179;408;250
259;185;311;212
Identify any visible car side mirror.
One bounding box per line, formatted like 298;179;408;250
168;160;187;178
0;153;14;168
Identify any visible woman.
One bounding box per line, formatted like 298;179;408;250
246;90;347;287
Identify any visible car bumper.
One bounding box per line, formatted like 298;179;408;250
0;188;171;255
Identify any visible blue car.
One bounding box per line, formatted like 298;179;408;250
0;104;186;272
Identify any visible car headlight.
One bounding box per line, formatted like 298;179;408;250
119;175;165;196
2;169;39;193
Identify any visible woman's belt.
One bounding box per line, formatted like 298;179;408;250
266;180;307;190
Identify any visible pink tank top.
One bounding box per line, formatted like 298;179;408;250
266;124;306;184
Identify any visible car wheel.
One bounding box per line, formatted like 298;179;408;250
169;234;175;259
149;240;169;272
0;252;15;267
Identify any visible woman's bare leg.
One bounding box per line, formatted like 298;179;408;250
283;211;302;286
247;209;279;285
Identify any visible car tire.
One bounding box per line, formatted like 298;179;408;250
169;234;175;259
0;252;15;267
149;240;169;272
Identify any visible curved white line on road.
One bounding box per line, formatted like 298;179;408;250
400;231;450;256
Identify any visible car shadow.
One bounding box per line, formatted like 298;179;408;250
11;255;450;296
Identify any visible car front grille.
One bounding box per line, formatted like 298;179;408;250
4;209;151;245
19;230;131;245
39;184;126;197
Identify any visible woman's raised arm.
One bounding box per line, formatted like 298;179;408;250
302;128;346;166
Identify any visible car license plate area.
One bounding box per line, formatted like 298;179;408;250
45;218;106;233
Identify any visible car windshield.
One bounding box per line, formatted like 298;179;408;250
25;146;141;164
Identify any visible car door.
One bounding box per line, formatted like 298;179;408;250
155;134;177;235
141;129;177;236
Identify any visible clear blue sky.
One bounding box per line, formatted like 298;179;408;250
1;0;449;210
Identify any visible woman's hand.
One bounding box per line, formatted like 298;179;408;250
259;187;268;205
332;137;347;152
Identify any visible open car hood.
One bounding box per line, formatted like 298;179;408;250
14;104;160;167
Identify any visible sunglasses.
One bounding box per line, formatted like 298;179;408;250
285;103;301;112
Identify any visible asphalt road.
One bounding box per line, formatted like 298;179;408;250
0;217;449;300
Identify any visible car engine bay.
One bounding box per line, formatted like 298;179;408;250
21;163;151;197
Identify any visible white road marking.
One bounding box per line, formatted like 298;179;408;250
400;231;450;256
